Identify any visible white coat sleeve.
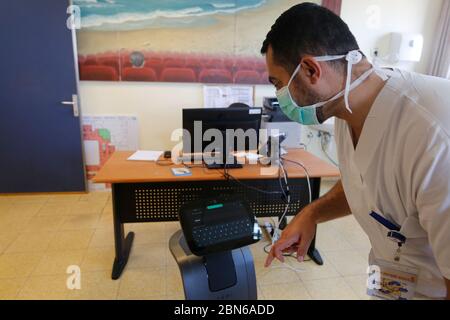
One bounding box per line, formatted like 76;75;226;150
415;130;450;280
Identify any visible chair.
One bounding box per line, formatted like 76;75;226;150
234;70;261;84
199;69;233;84
122;67;157;82
79;65;119;81
161;68;197;82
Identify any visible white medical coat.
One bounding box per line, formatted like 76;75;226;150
335;69;450;298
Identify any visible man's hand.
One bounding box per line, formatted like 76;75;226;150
265;210;317;267
264;180;351;268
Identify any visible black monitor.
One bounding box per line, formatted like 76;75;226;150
182;107;262;168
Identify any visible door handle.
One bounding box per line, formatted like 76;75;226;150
61;94;79;117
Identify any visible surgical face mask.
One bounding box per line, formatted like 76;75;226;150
276;50;375;125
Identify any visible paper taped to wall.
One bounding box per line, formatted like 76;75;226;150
203;85;254;108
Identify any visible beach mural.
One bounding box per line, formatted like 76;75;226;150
75;0;321;84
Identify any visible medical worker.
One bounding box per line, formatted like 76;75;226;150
262;3;450;300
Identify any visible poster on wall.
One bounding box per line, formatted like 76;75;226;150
74;0;320;84
82;115;139;190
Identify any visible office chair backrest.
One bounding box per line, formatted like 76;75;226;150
228;102;250;109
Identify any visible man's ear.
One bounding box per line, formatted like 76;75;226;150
300;57;322;85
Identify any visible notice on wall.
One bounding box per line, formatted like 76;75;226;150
82;115;139;191
203;85;254;108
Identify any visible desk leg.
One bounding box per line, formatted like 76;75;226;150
306;178;323;266
111;184;135;280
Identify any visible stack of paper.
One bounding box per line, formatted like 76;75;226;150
127;150;163;161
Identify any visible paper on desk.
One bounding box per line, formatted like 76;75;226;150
234;152;262;161
127;150;163;161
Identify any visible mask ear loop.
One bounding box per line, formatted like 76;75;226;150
287;64;302;88
344;50;363;114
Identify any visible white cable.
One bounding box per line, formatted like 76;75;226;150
320;132;339;167
283;158;312;205
271;263;305;273
272;160;291;244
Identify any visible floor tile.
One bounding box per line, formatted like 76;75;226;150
303;277;359;300
80;246;115;272
288;256;341;281
344;275;371;300
33;250;85;276
16;275;69;300
0;252;44;279
0;231;19;254
254;259;302;286
0;278;27;300
10;195;49;205
60;214;101;231
47;194;81;204
165;266;183;296
66;271;119;300
127;223;167;245
117;267;166;299
127;243;166;269
260;282;312;300
7;203;44;216
5;231;57;253
89;228;114;248
322;250;368;277
22;215;66;233
316;223;354;252
69;202;105;215
47;229;95;251
37;203;72;216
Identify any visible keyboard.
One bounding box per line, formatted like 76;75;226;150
192;218;252;247
178;197;260;256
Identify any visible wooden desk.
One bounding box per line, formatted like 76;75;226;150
94;149;339;280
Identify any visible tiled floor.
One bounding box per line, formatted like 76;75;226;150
0;182;372;300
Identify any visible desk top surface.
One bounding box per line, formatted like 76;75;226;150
93;149;340;184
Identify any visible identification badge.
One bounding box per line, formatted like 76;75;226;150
367;259;419;300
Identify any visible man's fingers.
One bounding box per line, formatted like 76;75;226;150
264;249;275;267
296;236;312;262
265;242;287;267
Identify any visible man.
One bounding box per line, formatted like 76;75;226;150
262;2;450;300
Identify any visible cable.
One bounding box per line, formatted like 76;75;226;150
220;167;284;195
263;242;311;262
320;132;339;167
155;158;173;166
280;157;312;205
272;160;290;244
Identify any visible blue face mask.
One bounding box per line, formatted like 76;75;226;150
276;50;375;125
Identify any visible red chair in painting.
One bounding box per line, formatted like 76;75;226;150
164;58;185;68
234;70;261;84
161;68;196;82
199;69;233;84
84;55;98;66
99;59;121;75
146;57;164;79
80;65;119;81
205;58;224;70
185;58;203;77
122;67;157;82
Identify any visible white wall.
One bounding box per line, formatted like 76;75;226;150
341;0;443;73
79;0;443;161
79;82;276;150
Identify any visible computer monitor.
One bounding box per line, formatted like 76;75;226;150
182;107;262;168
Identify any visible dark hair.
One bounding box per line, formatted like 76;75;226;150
261;2;360;73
